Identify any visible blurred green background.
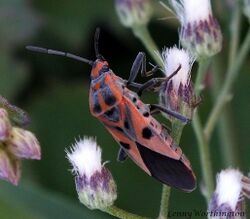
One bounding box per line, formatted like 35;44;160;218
0;0;249;218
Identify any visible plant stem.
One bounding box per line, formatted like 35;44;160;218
204;28;250;140
192;112;213;202
158;122;184;219
193;60;214;202
103;206;150;219
132;25;163;68
211;3;241;167
195;59;210;95
158;186;171;219
211;59;240;167
228;0;241;69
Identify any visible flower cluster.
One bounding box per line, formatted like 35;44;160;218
0;108;41;185
66;137;117;210
208;169;250;219
170;0;222;59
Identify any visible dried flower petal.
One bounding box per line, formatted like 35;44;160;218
8;127;41;160
0;148;20;185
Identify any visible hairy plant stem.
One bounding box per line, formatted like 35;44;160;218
103;206;150;219
132;25;162;68
158;121;184;219
193;59;214;202
204;28;250;140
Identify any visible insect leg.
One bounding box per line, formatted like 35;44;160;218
137;78;165;96
127;52;158;84
117;147;128;162
149;104;190;124
127;52;145;84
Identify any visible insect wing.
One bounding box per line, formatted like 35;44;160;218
0;96;30;127
100;95;196;191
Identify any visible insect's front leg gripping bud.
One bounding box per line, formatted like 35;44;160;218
208;169;250;219
170;0;222;59
7;127;41;160
159;47;197;121
0;108;11;141
66;137;117;210
0;148;21;185
115;0;153;28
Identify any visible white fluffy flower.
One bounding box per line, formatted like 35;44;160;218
161;47;194;91
66;136;117;210
215;169;243;211
168;0;222;58
66;137;102;179
170;0;212;25
208;169;250;219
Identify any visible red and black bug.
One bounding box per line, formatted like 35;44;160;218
26;29;196;192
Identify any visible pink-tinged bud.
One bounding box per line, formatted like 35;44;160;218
8;127;41;160
66;137;117;210
0;108;11;141
0;149;21;185
169;0;222;59
208;169;250;219
115;0;153;28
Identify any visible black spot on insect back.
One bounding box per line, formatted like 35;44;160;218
119;141;130;149
103;106;120;122
101;87;117;106
142;127;153;139
124;120;129;129
115;126;123;132
93;103;102;114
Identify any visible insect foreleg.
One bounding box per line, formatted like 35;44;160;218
149;104;190;124
127;52;158;84
137;78;166;96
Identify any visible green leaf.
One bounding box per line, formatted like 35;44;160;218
0;181;113;219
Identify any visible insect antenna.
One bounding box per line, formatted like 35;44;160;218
94;27;105;60
26;46;94;66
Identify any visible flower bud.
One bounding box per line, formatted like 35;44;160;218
66;137;117;210
208;169;250;219
159;47;197;121
0;148;20;185
115;0;152;28
170;0;222;59
0;108;11;141
8;127;41;160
